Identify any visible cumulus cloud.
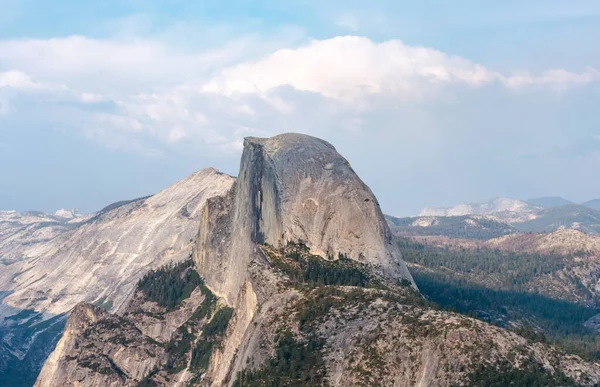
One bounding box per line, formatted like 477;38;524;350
0;34;597;154
203;36;494;101
203;36;598;102
0;34;293;95
0;70;41;89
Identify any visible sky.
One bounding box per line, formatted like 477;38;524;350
0;0;599;216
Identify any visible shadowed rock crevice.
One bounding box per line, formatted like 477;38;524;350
193;133;415;385
195;133;414;307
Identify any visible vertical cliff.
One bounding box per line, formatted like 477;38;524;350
195;133;414;306
32;133;600;387
193;133;414;385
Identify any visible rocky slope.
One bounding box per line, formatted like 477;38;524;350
34;134;600;386
35;241;600;387
0;210;90;265
0;168;235;386
35;260;220;387
35;133;417;386
194;133;414;385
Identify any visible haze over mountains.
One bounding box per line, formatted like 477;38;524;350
3;135;600;386
411;196;600;237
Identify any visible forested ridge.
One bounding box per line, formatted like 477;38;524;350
386;215;516;240
397;237;600;359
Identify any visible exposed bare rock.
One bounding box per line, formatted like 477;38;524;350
419;198;541;223
123;286;207;343
195;134;413;303
32;133;600;387
193;133;414;385
36;242;600;387
2;168;235;318
487;228;600;254
229;274;600;387
35;260;232;387
34;303;166;387
0;168;235;385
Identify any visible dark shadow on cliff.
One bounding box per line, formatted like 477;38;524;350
0;306;66;387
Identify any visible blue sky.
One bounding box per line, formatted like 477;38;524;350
1;0;599;216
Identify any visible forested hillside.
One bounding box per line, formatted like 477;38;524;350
397;237;600;359
386;214;516;240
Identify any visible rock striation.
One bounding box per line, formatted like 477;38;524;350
196;133;413;305
31;133;600;387
0;168;235;386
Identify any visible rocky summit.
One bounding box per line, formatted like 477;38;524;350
4;133;600;387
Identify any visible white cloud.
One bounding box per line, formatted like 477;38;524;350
502;67;600;89
203;36;598;102
79;93;105;103
0;70;41;89
0;34;295;95
0;33;597;155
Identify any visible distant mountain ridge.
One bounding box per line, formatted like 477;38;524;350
584;199;600;211
419;197;541;223
526;196;574;208
415;196;600;236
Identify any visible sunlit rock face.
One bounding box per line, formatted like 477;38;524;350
193;133;415;385
195;133;414;306
0;168;235;386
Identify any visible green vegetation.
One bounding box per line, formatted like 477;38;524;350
398;238;569;290
262;241;376;288
397;238;600;359
137;259;202;310
465;359;575;386
386;215;515;240
232;331;327;387
514;204;600;235
165;283;218;374
133;259;232;379
190;307;234;373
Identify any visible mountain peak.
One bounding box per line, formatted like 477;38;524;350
54;208;81;219
419;197;534;218
196;133;413;302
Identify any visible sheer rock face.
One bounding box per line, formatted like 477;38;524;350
195;133;414;306
194;133;414;385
